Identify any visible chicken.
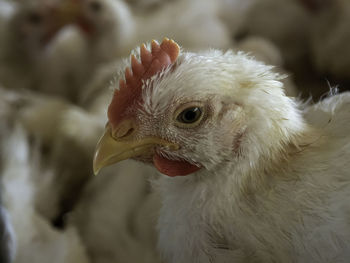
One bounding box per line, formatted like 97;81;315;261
306;0;350;80
236;0;311;69
217;0;255;37
58;60;122;153
0;0;14;36
56;0;135;65
39;25;90;102
0;0;67;92
0;89;90;263
234;36;298;97
60;36;299;153
0;124;90;263
56;60;163;263
0;86;93;225
20;0;230;102
131;0;231;51
303;90;350;134
0;89;16;263
56;0;230;61
70;162;162;263
0;206;15;263
93;38;350;263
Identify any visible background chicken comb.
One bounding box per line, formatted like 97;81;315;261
108;38;180;127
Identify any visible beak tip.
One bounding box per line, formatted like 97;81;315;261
93;165;99;175
93;157;102;175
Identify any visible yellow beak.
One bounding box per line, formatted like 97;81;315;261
93;126;179;175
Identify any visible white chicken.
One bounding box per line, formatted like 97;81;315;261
19;0;230;102
0;87;16;263
94;39;350;263
0;206;15;263
70;161;162;263
58;60;121;153
236;0;312;69
0;117;90;263
307;0;350;80
57;60;163;263
59;36;297;263
132;0;231;51
0;87;94;225
39;25;90;102
0;0;65;91
56;0;135;65
234;36;298;97
55;0;230;63
0;0;14;36
217;0;255;38
59;37;299;154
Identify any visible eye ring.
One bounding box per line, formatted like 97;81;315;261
174;102;206;128
177;107;202;123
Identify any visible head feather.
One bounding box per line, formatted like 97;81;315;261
108;38;180;128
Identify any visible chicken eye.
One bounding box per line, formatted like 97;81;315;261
177;107;202;124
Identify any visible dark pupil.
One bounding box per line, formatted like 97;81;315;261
90;1;102;12
28;13;42;25
180;107;201;123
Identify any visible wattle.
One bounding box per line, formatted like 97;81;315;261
153;153;201;177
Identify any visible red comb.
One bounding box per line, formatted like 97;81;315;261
108;38;180;128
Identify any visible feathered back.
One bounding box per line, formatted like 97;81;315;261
107;38;180;128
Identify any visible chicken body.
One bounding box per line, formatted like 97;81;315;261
234;36;298;97
0;1;39;90
0;118;90;263
0;0;85;102
71;162;162;263
0;206;15;263
54;0;136;67
94;40;350;263
0;86;94;226
236;0;311;68
308;0;350;80
0;0;57;91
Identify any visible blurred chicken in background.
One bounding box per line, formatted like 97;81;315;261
0;0;69;92
1;125;90;263
234;0;311;69
0;87;16;263
0;206;15;263
0;88;89;263
308;0;350;81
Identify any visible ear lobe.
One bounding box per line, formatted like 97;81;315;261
215;101;246;155
216;100;243;123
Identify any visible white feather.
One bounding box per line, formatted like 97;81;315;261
116;46;350;262
1;124;90;263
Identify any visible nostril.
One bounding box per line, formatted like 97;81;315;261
123;128;134;138
114;128;134;139
112;120;136;139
